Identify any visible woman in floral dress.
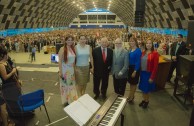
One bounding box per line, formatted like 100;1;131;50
58;35;78;105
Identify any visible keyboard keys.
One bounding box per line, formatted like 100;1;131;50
108;109;116;114
103;116;111;121
99;97;127;126
106;113;114;117
112;103;119;107
98;123;107;126
100;120;109;125
87;94;127;126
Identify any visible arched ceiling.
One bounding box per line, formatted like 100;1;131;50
80;0;134;25
0;0;193;30
145;0;194;29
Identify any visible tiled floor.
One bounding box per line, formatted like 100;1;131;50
6;51;192;126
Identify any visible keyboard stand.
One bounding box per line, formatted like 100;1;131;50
120;113;124;126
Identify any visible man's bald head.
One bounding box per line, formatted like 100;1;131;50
115;38;122;44
114;38;123;49
101;37;109;48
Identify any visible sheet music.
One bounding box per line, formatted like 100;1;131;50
64;102;83;125
64;94;101;126
78;94;101;113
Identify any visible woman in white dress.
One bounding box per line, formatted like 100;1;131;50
58;35;78;106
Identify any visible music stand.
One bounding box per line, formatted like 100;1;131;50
174;55;194;106
64;94;101;126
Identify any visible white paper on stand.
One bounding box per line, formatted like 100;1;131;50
78;94;101;113
64;94;101;126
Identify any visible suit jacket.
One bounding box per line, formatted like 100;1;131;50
171;41;186;61
92;47;113;77
142;51;159;80
112;49;129;79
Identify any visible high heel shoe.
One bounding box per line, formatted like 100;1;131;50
139;100;145;107
127;97;134;104
142;101;149;109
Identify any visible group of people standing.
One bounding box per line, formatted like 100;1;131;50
58;35;93;105
113;37;159;109
58;34;161;109
0;31;190;125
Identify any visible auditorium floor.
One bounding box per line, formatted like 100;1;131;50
7;52;192;126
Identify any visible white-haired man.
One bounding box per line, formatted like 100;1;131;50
112;38;128;96
92;37;113;100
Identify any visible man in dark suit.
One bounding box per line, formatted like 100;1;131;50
92;37;113;100
167;34;186;83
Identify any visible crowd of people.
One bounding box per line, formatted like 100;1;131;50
0;28;193;125
53;29;191;110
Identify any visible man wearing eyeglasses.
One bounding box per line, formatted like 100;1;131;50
111;38;128;96
167;34;186;83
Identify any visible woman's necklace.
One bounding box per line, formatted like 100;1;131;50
146;50;151;54
131;47;137;52
68;47;74;55
80;43;85;48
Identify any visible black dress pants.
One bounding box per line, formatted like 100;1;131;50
167;61;177;81
190;107;194;126
113;75;127;96
93;74;109;96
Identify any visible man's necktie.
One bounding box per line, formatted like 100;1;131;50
102;48;106;62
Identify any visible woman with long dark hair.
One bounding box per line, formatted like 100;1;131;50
0;45;21;118
0;46;18;83
58;35;78;106
138;39;159;109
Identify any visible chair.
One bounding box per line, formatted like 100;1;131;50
17;89;51;123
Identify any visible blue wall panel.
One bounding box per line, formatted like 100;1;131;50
70;25;124;29
132;27;188;37
80;25;99;28
0;27;68;37
70;25;78;28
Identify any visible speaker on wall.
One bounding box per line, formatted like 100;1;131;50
134;0;145;11
134;0;145;27
186;21;194;51
134;11;145;27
